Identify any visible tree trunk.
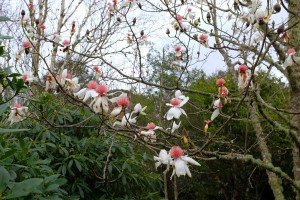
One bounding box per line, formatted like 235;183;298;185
250;102;285;200
288;0;300;198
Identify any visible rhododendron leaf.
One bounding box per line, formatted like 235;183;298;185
0;102;9;115
0;128;30;134
4;178;43;199
0;166;10;192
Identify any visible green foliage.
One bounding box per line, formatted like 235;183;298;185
0;16;25;105
0;90;163;199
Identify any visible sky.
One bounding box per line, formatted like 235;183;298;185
0;0;290;87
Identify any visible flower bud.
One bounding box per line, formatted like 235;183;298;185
277;23;284;34
273;3;281;13
166;28;170;35
194;18;199;26
193;34;198;40
206;12;211;23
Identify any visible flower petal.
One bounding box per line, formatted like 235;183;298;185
181;156;201;166
211;108;220;121
166;107;181;120
110;106;122;117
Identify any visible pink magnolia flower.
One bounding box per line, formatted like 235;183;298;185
216;78;225;87
284;48;300;68
74;81;98;102
204;120;211;133
60;69;80;92
238;64;252;89
39;24;46;29
22;41;31;48
165;90;189;120
199;34;208;47
288;48;296;55
90;84;109;113
169;146;200;178
117;96;129;107
238;64;248;73
62;40;70;47
211;99;222;121
21;71;36;84
177;15;183;22
93;65;102;77
175;46;182;58
110;93;129;117
140;122;162;143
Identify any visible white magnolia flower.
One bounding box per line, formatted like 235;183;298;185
65;77;80;92
167;121;181;133
113;113;136;127
45;75;58;91
154;149;172;169
53;32;62;43
8;104;28;124
284;48;300;68
132;103;147;115
89;84;109;113
211;99;222;121
59;69;70;86
165;91;189;120
169;146;200;179
74;81;98;102
21;71;36;84
186;8;195;20
140;122;162;143
237;64;253;89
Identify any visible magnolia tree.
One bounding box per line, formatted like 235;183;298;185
1;0;300;199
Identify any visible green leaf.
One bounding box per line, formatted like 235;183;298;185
0;149;17;160
7;73;21;78
45;143;56;148
68;159;73;170
0;129;30;134
0;16;13;22
122;175;127;185
0;102;9;115
74;159;82;172
0;35;13;40
4;178;43;199
0;166;10;192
